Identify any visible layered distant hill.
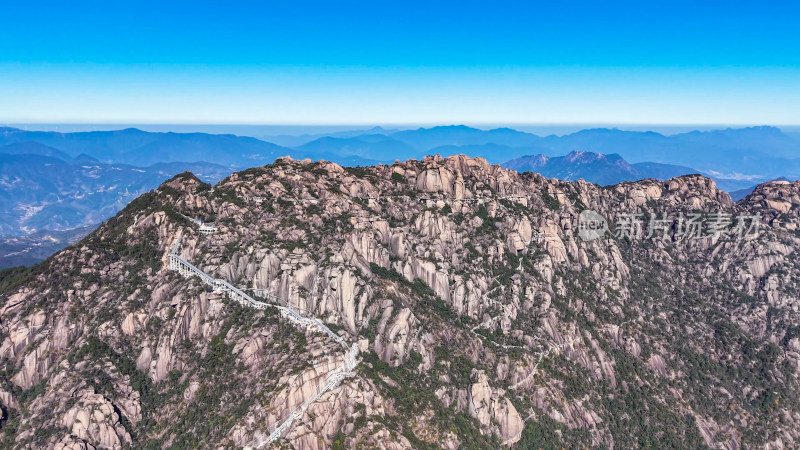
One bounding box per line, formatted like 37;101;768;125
262;126;399;147
296;134;416;163
281;124;800;186
0;144;231;235
0;127;290;167
502;151;699;187
5;124;800;183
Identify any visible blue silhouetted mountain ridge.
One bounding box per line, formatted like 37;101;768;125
0;127;290;167
503;151;699;186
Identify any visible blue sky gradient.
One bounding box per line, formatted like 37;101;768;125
2;1;799;124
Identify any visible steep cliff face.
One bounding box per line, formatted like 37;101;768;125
0;155;799;449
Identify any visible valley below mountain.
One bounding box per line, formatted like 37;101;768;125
0;155;799;448
0;227;94;270
0;148;232;236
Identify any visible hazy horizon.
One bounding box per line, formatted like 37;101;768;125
4;122;800;139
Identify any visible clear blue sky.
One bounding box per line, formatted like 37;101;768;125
1;0;799;125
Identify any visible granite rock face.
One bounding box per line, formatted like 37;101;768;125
1;155;799;448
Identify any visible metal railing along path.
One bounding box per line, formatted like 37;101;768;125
167;230;356;447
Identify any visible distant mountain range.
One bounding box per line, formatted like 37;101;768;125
391;125;541;150
502;151;700;187
280;125;800;186
0;127;289;167
4;124;800;182
0;142;231;235
295;134;408;165
262;126;399;147
0;127;392;168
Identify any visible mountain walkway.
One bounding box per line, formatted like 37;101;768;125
167;229;358;448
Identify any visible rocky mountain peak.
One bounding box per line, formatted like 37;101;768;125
739;178;800;228
662;173;733;207
1;155;799;449
160;171;210;193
